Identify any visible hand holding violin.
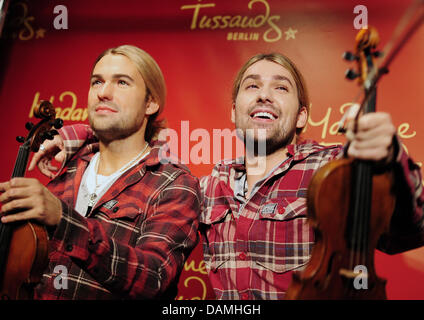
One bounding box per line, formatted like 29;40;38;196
28;134;65;179
0;177;62;227
346;111;397;162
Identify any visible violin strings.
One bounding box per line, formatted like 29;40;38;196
358;163;366;269
13;146;29;178
347;159;372;297
361;164;371;267
360;90;377;271
348;160;360;297
356;162;365;269
13;147;23;178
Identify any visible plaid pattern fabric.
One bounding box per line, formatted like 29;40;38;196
200;139;424;300
34;125;201;299
52;125;424;300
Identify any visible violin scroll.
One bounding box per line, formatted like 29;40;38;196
338;26;383;133
343;26;382;85
15;101;63;152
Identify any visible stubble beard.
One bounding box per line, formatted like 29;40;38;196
88;109;144;144
236;117;297;157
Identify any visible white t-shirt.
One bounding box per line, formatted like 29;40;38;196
75;151;149;216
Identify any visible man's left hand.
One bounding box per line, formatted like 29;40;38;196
346;112;396;162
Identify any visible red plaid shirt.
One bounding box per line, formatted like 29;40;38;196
199;139;424;300
55;125;424;300
35;125;201;299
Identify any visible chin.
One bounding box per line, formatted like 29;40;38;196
245;132;296;156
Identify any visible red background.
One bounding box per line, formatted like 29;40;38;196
0;0;423;299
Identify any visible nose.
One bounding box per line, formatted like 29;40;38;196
257;85;273;104
97;81;114;101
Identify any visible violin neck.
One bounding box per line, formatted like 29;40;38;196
345;87;377;256
347;160;373;252
364;87;377;114
12;144;30;178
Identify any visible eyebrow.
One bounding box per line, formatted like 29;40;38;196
241;74;293;87
91;73;135;83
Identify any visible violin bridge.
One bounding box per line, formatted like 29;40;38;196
339;268;367;280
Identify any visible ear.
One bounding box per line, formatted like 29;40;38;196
145;99;160;116
296;106;308;130
231;102;236;124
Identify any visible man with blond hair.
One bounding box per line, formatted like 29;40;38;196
199;53;424;299
26;52;424;300
0;45;201;299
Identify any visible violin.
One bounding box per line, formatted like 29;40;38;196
0;101;63;300
285;1;424;300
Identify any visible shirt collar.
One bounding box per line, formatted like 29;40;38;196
287;139;339;159
224;139;327;172
61;140;190;176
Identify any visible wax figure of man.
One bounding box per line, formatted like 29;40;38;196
28;53;424;300
0;45;201;299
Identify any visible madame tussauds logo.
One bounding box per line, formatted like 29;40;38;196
180;0;283;42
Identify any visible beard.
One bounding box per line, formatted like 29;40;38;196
90;118;143;143
88;102;144;143
235;115;298;157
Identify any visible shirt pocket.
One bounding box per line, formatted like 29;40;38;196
258;197;307;221
201;205;232;272
250;197;313;274
94;202;146;246
97;202;144;221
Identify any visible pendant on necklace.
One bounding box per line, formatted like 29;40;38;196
88;193;97;206
86;193;97;216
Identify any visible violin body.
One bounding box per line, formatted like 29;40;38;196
0;222;48;299
285;158;395;299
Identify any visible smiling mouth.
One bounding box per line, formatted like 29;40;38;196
249;110;278;121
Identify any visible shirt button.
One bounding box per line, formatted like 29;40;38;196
65;244;73;252
239;252;246;260
113;207;119;213
241;293;249;300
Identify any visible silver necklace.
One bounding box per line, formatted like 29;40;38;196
86;142;149;213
